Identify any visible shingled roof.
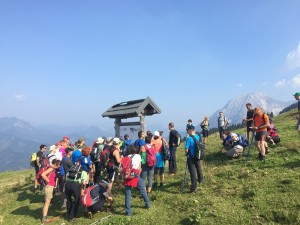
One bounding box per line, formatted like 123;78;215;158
102;97;161;119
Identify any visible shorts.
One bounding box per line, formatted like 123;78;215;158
44;185;54;200
107;165;119;182
35;165;40;176
154;167;164;175
255;131;267;142
202;129;209;137
247;126;253;133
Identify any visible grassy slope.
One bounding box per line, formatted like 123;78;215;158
0;110;299;225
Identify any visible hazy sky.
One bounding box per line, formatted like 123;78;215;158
1;0;300;132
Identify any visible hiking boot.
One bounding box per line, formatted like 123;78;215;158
257;153;263;160
260;155;266;161
160;183;164;187
189;189;197;193
41;216;47;223
87;211;93;219
153;183;157;188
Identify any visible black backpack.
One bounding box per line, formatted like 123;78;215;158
190;135;205;160
67;158;83;180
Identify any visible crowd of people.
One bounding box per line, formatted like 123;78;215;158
30;92;300;223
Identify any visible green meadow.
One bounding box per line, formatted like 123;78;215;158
0;109;299;225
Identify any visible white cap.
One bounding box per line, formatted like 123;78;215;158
95;137;104;144
153;131;160;137
113;137;121;144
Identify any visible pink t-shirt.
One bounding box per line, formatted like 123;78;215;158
47;168;57;187
59;148;66;158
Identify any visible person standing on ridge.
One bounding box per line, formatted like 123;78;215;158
243;103;254;142
293;92;300;136
200;116;209;145
253;107;270;161
218;112;228;140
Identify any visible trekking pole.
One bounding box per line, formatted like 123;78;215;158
181;161;188;193
245;130;255;162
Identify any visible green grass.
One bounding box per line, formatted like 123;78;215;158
0;109;300;225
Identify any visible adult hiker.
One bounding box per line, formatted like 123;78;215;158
139;135;155;195
223;133;244;159
168;123;178;175
243;103;254;142
86;180;114;219
293;92;300;135
106;138;123;190
200;116;209;145
60;147;74;209
122;145;150;216
185;125;204;193
33;144;47;192
151;131;167;187
65;161;89;222
41;159;61;223
134;131;146;153
253;107;270;161
185;119;193;138
92;137;105;183
218;112;228;140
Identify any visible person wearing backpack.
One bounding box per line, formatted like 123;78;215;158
59;147;74;209
253;107;270;161
151;132;167;187
33;144;47;193
85;180;114;218
122;145;150;216
200;116;209;145
106;138;123;190
218;112;228;140
185;125;204;193
134;131;146;153
92;137;105;183
168;123;178;175
139;136;156;195
65;159;89;222
224;133;244;159
41;159;61;223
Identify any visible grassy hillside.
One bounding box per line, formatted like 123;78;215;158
0;109;299;225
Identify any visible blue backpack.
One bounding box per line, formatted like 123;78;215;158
58;157;67;176
238;134;249;147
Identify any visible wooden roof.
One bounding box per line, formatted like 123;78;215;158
102;97;161;119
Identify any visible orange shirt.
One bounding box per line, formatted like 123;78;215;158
151;138;163;153
253;113;269;132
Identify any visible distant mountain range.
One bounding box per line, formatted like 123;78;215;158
0;117;113;172
208;93;292;128
0;93;293;172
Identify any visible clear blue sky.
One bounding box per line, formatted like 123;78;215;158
1;0;300;132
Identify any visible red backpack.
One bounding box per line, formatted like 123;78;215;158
120;155;139;180
145;144;156;167
81;184;100;207
36;166;54;186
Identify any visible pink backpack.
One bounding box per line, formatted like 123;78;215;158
145;144;156;167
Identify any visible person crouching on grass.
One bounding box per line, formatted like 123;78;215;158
122;145;150;216
41;159;61;223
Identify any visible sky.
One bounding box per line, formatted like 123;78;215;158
1;0;300;133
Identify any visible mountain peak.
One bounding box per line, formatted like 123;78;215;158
208;93;290;128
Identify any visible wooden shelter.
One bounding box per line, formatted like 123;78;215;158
102;97;162;137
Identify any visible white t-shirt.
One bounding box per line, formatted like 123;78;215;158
127;154;141;170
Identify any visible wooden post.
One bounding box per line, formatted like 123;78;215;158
114;118;121;137
140;114;146;133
